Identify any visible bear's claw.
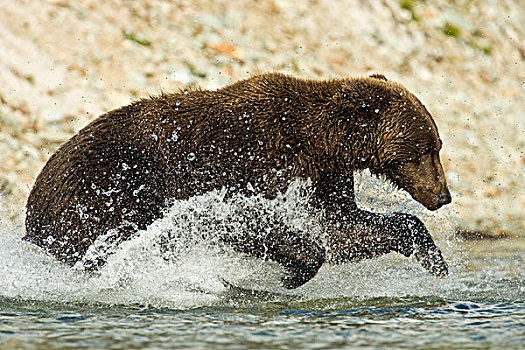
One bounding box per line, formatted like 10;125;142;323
415;245;449;277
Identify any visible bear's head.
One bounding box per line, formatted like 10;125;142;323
343;75;452;211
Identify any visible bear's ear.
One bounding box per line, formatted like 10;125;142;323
369;73;388;81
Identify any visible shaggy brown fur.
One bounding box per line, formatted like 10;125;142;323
25;73;451;288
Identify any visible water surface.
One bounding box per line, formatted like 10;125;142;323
1;180;523;349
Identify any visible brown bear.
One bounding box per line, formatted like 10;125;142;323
25;72;451;288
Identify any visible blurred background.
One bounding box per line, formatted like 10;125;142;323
0;0;523;238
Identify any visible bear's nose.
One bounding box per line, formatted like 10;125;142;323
436;189;452;207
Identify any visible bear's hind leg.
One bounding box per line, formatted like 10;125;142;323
222;227;326;289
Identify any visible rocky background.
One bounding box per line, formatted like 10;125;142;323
0;0;523;238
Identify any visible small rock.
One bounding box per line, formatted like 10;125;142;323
127;72;147;87
169;69;194;85
41;108;64;123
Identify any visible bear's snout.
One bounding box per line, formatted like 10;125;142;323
414;183;451;211
392;152;452;211
435;188;452;209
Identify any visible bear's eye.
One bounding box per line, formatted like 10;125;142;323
389;159;410;168
399;152;426;165
422;145;434;155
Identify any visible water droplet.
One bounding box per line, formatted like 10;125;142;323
187;152;196;161
169;132;179;142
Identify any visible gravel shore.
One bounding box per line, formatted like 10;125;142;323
0;0;523;237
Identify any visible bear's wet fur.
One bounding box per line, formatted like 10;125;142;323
25;73;451;288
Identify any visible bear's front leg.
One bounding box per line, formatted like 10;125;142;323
221;227;326;289
325;210;448;277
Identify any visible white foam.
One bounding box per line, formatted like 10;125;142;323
0;176;463;308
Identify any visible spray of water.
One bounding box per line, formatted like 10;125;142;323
0;173;469;309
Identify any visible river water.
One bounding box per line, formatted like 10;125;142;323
1;179;523;349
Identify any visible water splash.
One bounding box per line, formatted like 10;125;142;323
1;175;516;309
